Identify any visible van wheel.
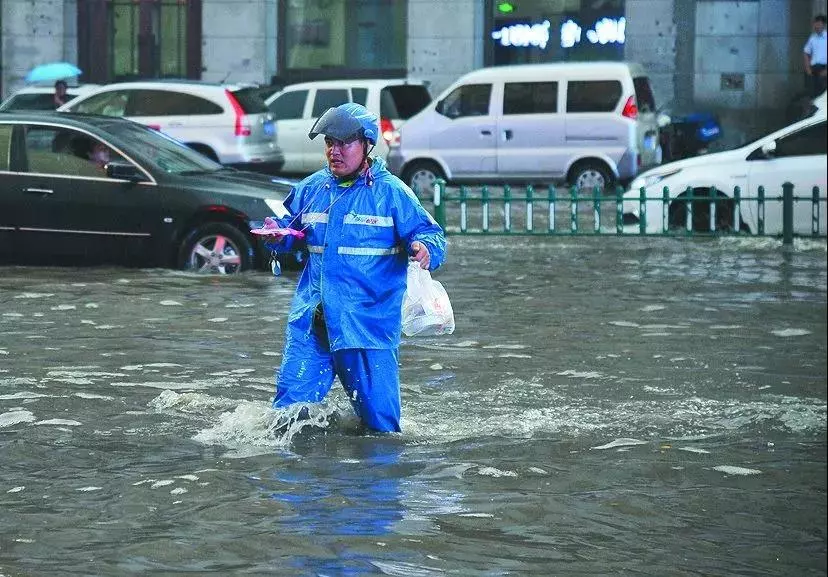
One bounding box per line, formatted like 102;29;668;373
186;143;219;162
402;161;445;198
570;161;612;194
178;222;253;274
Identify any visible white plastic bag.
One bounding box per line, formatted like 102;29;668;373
401;262;455;337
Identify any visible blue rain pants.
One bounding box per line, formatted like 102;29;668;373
273;324;401;433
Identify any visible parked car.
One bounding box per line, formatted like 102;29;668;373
621;108;827;235
0;84;101;111
57;81;284;174
265;78;432;174
386;62;661;195
0;111;294;274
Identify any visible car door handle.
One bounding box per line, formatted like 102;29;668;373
24;187;53;195
481;129;492;136
503;129;513;141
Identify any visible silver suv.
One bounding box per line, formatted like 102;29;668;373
58;81;283;173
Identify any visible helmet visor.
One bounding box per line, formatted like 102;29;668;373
308;107;364;142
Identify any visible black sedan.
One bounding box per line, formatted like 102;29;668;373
0;111;296;274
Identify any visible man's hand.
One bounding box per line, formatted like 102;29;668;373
409;241;430;270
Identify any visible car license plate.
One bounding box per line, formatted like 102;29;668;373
263;121;275;137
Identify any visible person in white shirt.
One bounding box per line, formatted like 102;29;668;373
803;14;827;97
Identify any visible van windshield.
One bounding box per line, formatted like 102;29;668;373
633;77;656;113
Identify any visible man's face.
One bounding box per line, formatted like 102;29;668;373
324;136;364;178
815;19;825;34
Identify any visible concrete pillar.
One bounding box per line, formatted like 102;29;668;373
407;0;480;97
201;0;268;85
1;0;69;98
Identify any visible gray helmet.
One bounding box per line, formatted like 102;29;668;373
308;102;379;145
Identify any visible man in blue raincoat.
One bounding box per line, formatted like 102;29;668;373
266;102;447;433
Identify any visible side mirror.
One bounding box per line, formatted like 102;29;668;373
106;160;145;182
657;112;671;128
761;140;777;157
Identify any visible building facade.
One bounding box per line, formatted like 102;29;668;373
1;0;826;145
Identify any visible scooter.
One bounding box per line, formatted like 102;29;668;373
658;110;723;163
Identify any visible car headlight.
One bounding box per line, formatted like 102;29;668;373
630;168;683;191
265;198;289;218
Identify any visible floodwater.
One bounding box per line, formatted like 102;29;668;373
1;235;826;577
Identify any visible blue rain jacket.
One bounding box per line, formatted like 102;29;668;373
270;157;447;351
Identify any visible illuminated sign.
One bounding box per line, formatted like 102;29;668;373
562;17;626;48
491;20;551;49
497;1;515;13
491;16;626;50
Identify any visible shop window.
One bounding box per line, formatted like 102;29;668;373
78;0;201;83
281;0;407;79
487;0;626;66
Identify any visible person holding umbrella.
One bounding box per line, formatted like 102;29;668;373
53;80;68;108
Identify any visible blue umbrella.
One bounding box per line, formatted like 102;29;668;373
25;62;82;84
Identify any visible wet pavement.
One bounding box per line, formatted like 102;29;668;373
1;235;826;576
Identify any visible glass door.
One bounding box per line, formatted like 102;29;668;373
79;0;200;83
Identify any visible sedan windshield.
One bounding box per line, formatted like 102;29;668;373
104;120;224;174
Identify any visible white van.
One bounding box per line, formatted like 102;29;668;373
386;62;661;194
265;78;432;174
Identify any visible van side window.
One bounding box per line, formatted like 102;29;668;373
437;84;492;119
566;80;622;113
313;89;350;116
269;90;307;120
352;88;368;106
504;82;558;115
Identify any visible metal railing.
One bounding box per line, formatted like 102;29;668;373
429;180;826;244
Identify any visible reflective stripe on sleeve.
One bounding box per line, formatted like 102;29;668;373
307;245;324;254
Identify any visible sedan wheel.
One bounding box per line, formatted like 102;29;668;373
179;222;253;274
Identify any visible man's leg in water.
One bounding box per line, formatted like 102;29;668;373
273;331;335;411
333;348;401;433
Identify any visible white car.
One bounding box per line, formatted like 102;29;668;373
0;84;101;111
265;78;432;174
58;81;284;173
622;109;827;235
812;91;826;115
